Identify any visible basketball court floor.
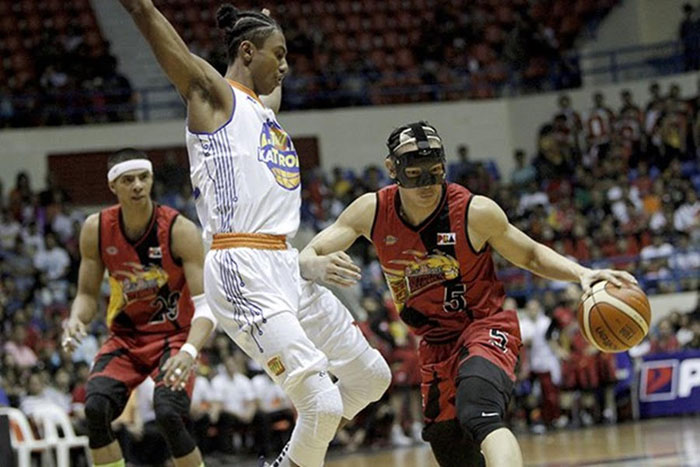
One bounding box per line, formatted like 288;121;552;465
233;416;700;467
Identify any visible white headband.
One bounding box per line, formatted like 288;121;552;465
107;159;153;182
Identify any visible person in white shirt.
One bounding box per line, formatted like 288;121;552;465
190;367;222;455
20;371;63;420
251;373;295;458
32;232;70;280
519;299;562;429
674;190;699;234
211;354;257;454
0;208;20;250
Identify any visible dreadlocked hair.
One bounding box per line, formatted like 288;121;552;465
216;3;280;63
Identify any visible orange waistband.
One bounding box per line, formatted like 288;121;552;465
211;233;287;250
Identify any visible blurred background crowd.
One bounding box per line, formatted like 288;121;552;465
4;0;700;128
1;0;699;465
1;81;698;464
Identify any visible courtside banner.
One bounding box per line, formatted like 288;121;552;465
638;350;700;418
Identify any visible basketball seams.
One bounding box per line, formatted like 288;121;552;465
586;289;606;352
605;282;651;322
595;306;628;350
595;294;649;335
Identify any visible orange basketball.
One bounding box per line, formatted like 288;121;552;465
577;280;651;353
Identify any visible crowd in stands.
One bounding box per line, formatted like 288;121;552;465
1;80;699;463
0;0;135;128
210;0;614;108
3;0;623;128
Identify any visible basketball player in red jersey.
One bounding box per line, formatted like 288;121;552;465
61;149;215;467
300;122;637;467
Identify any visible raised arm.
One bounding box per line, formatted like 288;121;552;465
162;215;216;390
118;0;232;131
468;195;637;294
299;193;376;286
62;214;105;353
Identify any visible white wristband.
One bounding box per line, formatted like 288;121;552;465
180;343;198;359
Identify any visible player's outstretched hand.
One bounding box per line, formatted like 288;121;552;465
302;251;362;287
162;350;195;391
61;317;87;354
579;268;638;299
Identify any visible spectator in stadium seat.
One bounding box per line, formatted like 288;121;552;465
447;144;474;183
20;370;64;419
619;89;643;123
670;233;700;291
3;323;38;369
0;208;21;250
510;149;537;190
44;367;73;414
674;189;700;233
685;319;700;349
585;92;615;160
519;299;561;431
517;181;550;215
251;373;295;458
211;354;256;454
32;232;70;281
680;3;700;71
650;319;681;354
190;365;222;455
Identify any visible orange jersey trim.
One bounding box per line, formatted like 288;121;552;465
211;232;287;250
226;79;263;105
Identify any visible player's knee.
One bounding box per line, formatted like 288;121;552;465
84;394;115;449
287;371;344;466
153;388;197;458
365;351;392;401
334;348;391;419
456;377;506;445
301;384;344;441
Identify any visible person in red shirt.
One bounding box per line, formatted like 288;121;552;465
299;122;636;467
61;149;214;467
650;318;681;354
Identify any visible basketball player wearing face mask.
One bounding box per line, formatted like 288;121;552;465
299;122;637;467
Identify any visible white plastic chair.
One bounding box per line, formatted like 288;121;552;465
0;406;55;467
32;405;91;467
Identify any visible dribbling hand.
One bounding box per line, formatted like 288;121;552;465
579;268;638;300
61;317;87;354
162;351;195;391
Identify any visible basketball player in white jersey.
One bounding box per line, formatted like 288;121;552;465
118;2;391;466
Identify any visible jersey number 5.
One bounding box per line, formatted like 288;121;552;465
489;329;509;352
443;283;467;313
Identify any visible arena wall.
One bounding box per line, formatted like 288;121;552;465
0;72;697;194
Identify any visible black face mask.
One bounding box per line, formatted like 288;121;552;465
391;148;446;188
388;123;446;188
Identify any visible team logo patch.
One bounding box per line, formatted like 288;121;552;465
639;360;677;401
384;235;398;245
437;232;456;245
148;246;162;259
267;356;286;376
384;250;460;309
106;246;119;256
258;119;300;190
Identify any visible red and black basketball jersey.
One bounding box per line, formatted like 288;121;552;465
371;183;507;343
99;204;194;335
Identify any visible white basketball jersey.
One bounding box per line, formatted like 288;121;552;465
185;82;301;247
